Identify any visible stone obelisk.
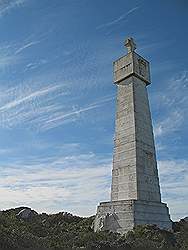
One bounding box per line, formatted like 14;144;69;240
94;38;172;234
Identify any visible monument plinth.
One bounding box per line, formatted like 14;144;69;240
94;38;172;234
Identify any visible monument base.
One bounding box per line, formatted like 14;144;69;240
94;200;172;234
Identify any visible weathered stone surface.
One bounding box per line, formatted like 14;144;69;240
113;52;151;85
111;76;161;202
94;200;171;234
94;37;172;234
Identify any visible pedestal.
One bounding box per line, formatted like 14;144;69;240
94;200;172;234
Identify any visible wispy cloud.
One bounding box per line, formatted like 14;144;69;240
24;59;48;71
96;6;139;30
0;29;49;72
15;40;41;55
41;95;115;131
154;111;183;137
0;148;12;155
0;0;27;17
138;39;174;55
0;43;21;70
0;40;35;72
0;85;61;112
0;55;17;69
0;150;112;216
0;81;67;130
158;159;188;221
0;79;114;131
153;71;188;138
151;72;188;220
0;143;186;220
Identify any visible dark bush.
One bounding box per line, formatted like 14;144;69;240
0;207;187;249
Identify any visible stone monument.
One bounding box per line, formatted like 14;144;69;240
94;38;172;234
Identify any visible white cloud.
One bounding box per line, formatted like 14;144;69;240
0;81;67;130
158;159;188;221
0;80;114;131
0;84;62;112
0;44;20;70
15;40;41;55
0;151;112;216
153;71;188;138
96;6;140;30
0;55;16;69
0;34;45;72
154;111;183;137
0;149;187;220
24;59;48;71
0;0;27;17
41;95;115;131
0;148;12;154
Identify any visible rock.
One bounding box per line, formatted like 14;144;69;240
183;217;188;222
16;208;38;220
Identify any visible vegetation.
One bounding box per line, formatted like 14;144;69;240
0;207;187;249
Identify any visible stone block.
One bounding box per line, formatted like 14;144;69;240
94;200;172;234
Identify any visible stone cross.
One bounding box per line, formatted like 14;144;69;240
124;37;136;53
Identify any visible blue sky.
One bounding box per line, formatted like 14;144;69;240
0;0;187;221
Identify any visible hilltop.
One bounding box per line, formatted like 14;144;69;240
0;207;187;249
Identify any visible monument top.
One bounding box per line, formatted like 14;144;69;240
124;37;136;53
113;37;150;85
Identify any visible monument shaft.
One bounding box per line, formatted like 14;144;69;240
94;38;172;234
111;76;161;203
